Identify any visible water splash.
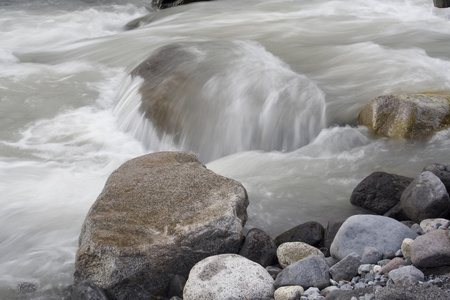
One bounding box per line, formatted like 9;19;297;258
114;40;326;162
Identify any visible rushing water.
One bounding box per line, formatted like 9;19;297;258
1;0;450;298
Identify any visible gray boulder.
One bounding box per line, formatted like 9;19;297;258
388;266;424;285
423;163;450;193
329;252;361;281
183;254;274;300
330;215;418;261
410;229;450;268
400;171;450;223
274;221;324;247
74;152;249;300
273;255;330;290
350;172;413;215
358;92;450;139
239;228;277;267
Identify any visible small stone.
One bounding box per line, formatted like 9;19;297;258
358;264;373;275
401;238;414;260
274;286;304;300
365;273;375;282
388;265;424;285
382;250;396;260
168;275;186;298
355;282;366;289
239;228;277;267
380;257;408;274
320;286;339;296
395;249;403;257
377;259;391;266
266;265;282;278
411;223;425;235
420;218;450;233
361;247;383;264
330;279;338;286
329;252;361;281
373;265;382;273
304;287;320;296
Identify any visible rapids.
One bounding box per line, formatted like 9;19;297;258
0;0;449;298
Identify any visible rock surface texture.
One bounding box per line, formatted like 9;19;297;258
330;215;418;261
239;228;277;267
276;242;324;268
183;254;274;300
358;92;450;139
350;171;412;215
410;229;450;268
400;171;450;223
74;152;249;300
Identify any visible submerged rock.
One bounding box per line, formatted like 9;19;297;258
358;92;450;139
183;254;274;300
434;0;450;8
274;221;324;247
74;152;248;300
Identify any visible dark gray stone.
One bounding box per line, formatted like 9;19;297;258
323;219;345;257
274;221;324;247
329;252;361;281
400;171;450;223
273;255;330;290
168;275;186;298
239;228;277;267
350;172;413;215
423;163;450;193
72;280;109;300
410;229;450;268
74;152;248;300
330;215;418;261
384;202;410;221
434;0;450;8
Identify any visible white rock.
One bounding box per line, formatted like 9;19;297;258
183;254;274;300
274;286;304;300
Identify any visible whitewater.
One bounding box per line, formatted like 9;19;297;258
0;0;449;298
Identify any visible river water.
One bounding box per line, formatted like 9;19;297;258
1;0;449;298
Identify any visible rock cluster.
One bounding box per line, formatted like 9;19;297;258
71;154;450;300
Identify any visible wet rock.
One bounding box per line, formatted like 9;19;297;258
434;0;450;8
239;228;277;267
423;163;450;193
388;265;424;285
274;286;304;300
71;280;109;300
330;215;418;261
153;0;210;10
183;254;274;300
277;242;324;269
350;172;412;215
400;171;450;223
274;255;330;290
74;152;248;300
410;229;450;268
358;92;450;139
274;221;324;247
329;252;361;281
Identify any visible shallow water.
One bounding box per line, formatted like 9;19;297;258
1;0;450;298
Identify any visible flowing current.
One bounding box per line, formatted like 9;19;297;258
1;0;450;298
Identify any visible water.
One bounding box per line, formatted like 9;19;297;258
0;0;449;298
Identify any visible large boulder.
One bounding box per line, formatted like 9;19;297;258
330;215;418;261
74;152;249;300
350;172;413;215
358;92;450;139
183;254;274;300
400;171;450;223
